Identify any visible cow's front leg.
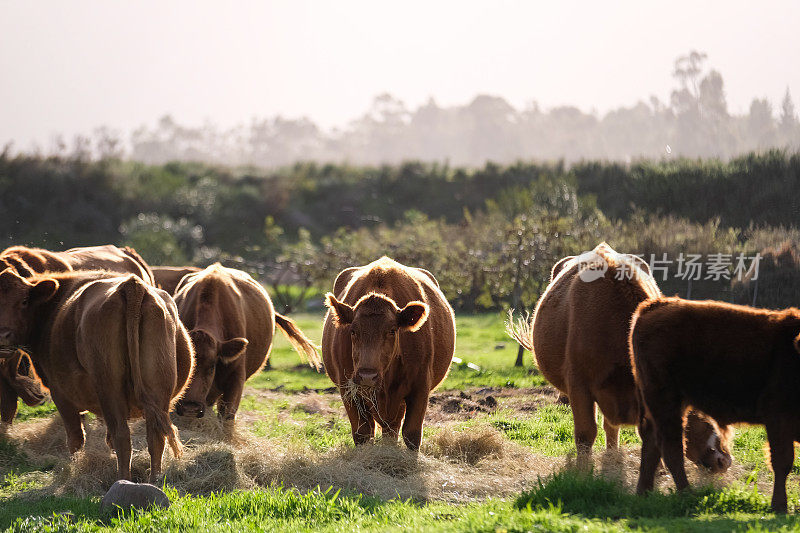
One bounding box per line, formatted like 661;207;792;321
378;396;405;444
341;390;375;445
216;381;244;440
401;388;429;451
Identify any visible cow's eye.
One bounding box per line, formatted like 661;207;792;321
388;329;397;337
20;297;29;308
350;330;356;338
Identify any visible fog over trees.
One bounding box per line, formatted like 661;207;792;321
19;52;800;167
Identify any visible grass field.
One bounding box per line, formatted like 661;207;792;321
2;312;800;532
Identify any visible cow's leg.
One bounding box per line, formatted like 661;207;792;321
51;391;85;454
655;413;688;491
603;417;620;450
0;379;19;430
766;424;793;513
216;383;244;439
378;398;405;444
341;391;375;445
568;388;597;466
401;388;429;451
145;410;167;483
106;415;132;481
636;415;662;494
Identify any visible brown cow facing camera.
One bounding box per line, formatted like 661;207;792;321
323;257;456;450
508;243;732;471
0;268;194;482
631;297;800;512
172;264;321;433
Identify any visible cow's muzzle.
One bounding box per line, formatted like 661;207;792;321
701;450;732;473
353;368;380;388
175;400;205;418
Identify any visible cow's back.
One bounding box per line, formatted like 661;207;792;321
62;245;154;284
632;298;800;425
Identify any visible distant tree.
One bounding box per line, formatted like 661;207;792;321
779;88;799;147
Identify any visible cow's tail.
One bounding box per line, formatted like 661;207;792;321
121;276;183;458
274;313;323;371
505;309;534;352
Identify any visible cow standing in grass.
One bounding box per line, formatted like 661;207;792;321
172;264;321;434
631;297;800;512
508;243;732;472
0;268;194;481
0;244;156;430
323;256;456;450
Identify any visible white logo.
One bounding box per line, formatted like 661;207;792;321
576;250;608;282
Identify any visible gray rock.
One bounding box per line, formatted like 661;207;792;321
99;480;170;517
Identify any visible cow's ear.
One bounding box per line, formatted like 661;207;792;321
326;293;354;326
627;254;651;275
29;279;58;304
4;255;34;277
397;301;429;332
219;337;248;364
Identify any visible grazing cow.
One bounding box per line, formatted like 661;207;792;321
0;244;154;284
0;244;156;428
323;257;456;450
508;243;732;471
173;264;321;432
152;266;202;295
0;351;48;432
631;297;800;512
0;268;194;481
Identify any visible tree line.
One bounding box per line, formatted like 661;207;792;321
12;52;800;168
1;149;798;312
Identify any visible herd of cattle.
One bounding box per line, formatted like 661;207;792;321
0;242;799;512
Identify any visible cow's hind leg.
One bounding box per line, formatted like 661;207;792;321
766;423;793;513
603;417;620;450
51;391;85;454
145;410;167;483
568;388;597;466
105;413;132;481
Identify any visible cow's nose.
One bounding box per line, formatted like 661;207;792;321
356;368;379;386
716;454;731;472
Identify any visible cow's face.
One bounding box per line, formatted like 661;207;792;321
0;269;57;357
684;410;733;473
0;351;47;407
175;328;247;418
326;292;428;388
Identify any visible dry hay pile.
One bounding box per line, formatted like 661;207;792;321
5;415;560;502
4;414;759;502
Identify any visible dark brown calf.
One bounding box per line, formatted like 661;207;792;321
631;297;800;512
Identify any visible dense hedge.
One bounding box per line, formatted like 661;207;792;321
1;150;798;310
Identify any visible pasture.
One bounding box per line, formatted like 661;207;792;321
1;312;799;532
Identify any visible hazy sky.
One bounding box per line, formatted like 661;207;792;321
1;0;799;149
